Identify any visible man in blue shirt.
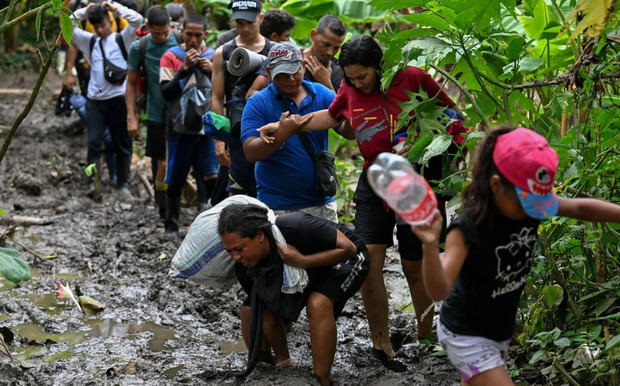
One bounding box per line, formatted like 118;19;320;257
241;41;338;222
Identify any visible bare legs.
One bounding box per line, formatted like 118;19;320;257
360;244;395;355
401;259;434;338
307;292;336;386
360;243;434;358
240;305;291;366
467;366;514;386
239;292;337;386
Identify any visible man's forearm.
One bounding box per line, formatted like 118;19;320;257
65;44;78;75
211;96;224;115
125;81;138;118
243;136;285;162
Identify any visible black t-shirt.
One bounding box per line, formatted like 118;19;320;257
304;57;344;92
439;209;540;341
275;212;365;279
235;212;366;320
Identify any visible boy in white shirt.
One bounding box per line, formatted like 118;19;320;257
71;1;142;198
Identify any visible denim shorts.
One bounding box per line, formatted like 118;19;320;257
437;319;510;383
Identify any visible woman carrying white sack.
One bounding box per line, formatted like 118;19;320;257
169;196;369;385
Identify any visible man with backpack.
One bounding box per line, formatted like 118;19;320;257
63;0;130;189
70;1;143;198
126;5;182;220
159;13;218;238
211;0;273;202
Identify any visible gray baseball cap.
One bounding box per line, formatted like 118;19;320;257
229;0;261;22
268;42;304;78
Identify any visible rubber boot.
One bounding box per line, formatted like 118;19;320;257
165;184;182;237
116;154;133;200
154;180;168;222
196;176;216;213
103;128;117;185
105;151;118;186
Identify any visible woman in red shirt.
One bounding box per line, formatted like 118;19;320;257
259;35;465;370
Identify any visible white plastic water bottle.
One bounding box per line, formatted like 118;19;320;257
367;152;437;225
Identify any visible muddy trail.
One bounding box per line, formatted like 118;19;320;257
0;71;459;385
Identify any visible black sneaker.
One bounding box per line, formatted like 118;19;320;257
371;348;407;372
55;88;74;116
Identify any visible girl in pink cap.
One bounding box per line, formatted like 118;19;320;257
411;126;620;385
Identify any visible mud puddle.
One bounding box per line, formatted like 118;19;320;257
0;71;460;385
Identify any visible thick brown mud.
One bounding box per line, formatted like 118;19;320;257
0;72;460;385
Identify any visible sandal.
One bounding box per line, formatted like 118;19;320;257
371;348;407;372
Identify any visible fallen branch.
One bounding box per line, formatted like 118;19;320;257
137;172;154;198
0;215;53;226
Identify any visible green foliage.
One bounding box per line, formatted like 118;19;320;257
333;157;360;223
0;53;34;72
265;0;392;41
372;0;620;383
0;248;30;284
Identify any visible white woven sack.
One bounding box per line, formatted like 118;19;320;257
169;195;308;292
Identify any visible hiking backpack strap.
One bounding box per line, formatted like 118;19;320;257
89;35;97;56
172;29;183;44
138;35;148;66
115;33;128;61
169;45;186;62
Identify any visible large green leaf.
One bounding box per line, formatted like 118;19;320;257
451;57;481;91
369;0;429;10
401;12;450;31
404;37;453;67
335;0;392;23
0;248;30;284
420;134;452;165
519;57;545;72
605;334;620;351
542;284;564;308
408;134;434;164
391;28;437;42
448;0;501;34
519;0;554;40
60;13;74;45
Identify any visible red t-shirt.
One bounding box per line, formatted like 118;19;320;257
328;66;455;170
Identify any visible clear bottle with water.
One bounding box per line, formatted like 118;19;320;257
367;152;437;225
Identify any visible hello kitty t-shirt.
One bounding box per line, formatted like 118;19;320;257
439;209;540;341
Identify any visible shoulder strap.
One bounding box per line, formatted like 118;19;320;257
89;35;96;56
116;33;128;61
172;30;183;44
98;38;107;61
113;12;121;32
278;96;316;163
169;45;186;61
222;39;236;60
200;47;214;59
139;35;148;67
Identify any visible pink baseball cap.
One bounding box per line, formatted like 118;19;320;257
493;127;559;219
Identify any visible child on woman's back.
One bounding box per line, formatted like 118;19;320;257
412;126;620;385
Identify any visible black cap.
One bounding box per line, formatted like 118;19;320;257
229;0;261;22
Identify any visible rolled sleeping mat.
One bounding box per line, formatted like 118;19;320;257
226;47;266;77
